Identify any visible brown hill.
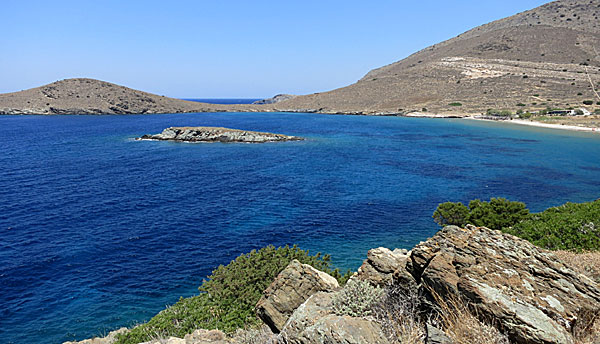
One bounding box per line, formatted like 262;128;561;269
277;0;600;115
0;78;264;115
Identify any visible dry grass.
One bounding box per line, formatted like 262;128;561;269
554;250;600;283
373;287;426;344
573;308;600;344
429;291;509;344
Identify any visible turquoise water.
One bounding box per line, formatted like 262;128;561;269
0;112;599;343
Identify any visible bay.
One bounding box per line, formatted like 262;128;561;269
1;112;599;343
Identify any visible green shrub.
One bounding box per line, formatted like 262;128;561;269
467;198;529;230
116;245;350;344
520;112;533;119
517;103;526;107
332;279;384;317
448;102;462;107
433;199;600;252
433;202;469;227
506;200;600;251
487;109;513;117
583;100;594;105
433;198;529;230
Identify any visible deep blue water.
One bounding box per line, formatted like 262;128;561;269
1;112;600;344
183;98;261;104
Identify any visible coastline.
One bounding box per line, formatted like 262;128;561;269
463;116;600;134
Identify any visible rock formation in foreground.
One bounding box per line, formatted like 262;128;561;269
136;127;303;143
65;225;600;344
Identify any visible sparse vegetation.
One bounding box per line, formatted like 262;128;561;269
448;102;463;107
373;287;426;344
486;109;513;117
332;279;384;317
431;292;510;344
115;245;350;344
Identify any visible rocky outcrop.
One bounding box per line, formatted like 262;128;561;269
138;329;229;344
256;260;339;333
279;292;389;344
63;328;128;344
356;247;412;287
137;127;303;143
253;94;297;105
407;225;600;344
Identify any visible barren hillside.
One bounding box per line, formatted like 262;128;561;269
277;0;600;115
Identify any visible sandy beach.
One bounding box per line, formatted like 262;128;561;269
465;117;600;134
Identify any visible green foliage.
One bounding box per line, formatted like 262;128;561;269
432;198;529;230
467;198;529;230
486;109;513;117
517;103;526;107
448;102;463;107
583;100;594;105
433;202;469;226
433;199;600;252
520;112;533;119
505;200;600;251
332;279;384;317
116;245;350;344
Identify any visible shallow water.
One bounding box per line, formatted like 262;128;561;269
1;112;599;343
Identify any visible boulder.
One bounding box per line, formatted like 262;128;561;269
406;225;600;344
139;329;229;344
184;329;230;343
256;260;340;333
279;292;389;344
63;328;128;344
357;247;416;289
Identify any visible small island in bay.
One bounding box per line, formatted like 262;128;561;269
136;126;303;143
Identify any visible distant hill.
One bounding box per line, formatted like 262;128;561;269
0;78;264;115
277;0;600;115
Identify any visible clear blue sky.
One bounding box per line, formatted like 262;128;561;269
2;0;549;98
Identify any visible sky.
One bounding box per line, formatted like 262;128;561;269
2;0;550;98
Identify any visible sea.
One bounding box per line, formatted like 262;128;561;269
1;108;600;343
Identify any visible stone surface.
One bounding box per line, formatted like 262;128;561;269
184;329;230;343
406;225;600;344
253;94;297;105
279;292;389;344
425;323;452;344
137;127;303;143
139;329;229;344
63;328;128;344
256;260;339;333
356;247;414;287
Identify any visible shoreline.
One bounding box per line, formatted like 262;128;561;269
463;116;600;133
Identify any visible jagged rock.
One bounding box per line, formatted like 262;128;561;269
184;329;229;343
137;127;303;143
425;323;452;344
141;338;185;344
279;292;389;344
406;225;600;344
63;328;128;344
256;260;339;333
252;94;297;105
357;247;414;287
139;329;229;344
